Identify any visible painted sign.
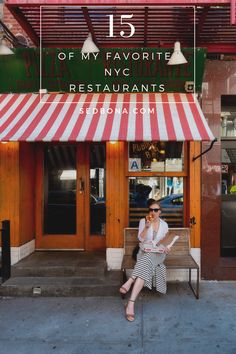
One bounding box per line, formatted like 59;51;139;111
0;47;206;93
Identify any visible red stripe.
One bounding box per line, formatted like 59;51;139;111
174;93;193;140
34;94;69;140
185;94;210;139
0;94;8;105
85;93;107;141
135;94;143;140
149;93;160;141
52;94;81;140
118;93;130;140
101;93;118;141
0;94;32;135
16;94;57;140
0;94;20;121
68;94;94;140
2;95;41;141
161;93;176;141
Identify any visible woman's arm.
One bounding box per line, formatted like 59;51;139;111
138;218;151;242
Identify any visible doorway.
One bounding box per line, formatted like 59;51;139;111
36;143;106;250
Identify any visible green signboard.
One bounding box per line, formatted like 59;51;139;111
0;47;206;94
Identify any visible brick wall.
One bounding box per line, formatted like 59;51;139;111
3;5;34;47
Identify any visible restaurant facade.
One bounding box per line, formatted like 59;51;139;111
0;1;236;281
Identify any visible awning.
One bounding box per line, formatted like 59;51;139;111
0;93;214;142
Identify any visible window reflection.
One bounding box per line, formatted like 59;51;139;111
90;144;106;235
44;145;76;234
129;177;184;227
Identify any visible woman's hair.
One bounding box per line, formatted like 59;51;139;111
147;198;160;208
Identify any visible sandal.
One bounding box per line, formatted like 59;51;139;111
119;277;136;298
125;299;135;322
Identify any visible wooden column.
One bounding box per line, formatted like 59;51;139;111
106;142;128;248
189;141;201;247
0;142;20;247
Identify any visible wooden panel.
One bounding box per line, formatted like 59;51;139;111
19;142;35;245
106;142;128;248
189;141;201;247
0;142;20;246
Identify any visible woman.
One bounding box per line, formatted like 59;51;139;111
119;200;170;322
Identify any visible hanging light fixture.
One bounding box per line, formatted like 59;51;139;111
167;41;187;65
81;33;99;53
0;35;14;55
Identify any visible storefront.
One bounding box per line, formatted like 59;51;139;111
1;2;235;279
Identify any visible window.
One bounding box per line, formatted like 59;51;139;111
129;176;184;228
129;142;184;172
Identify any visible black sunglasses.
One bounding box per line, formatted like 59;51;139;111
149;208;161;212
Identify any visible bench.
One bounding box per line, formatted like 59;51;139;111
121;227;199;299
129;208;183;228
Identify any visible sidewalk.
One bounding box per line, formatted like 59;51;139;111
0;282;236;354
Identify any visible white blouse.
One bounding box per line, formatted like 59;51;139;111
138;218;169;245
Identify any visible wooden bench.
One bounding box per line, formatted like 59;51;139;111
129;208;183;227
121;227;199;299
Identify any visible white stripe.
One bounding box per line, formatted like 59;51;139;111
0;95;39;140
193;94;215;140
0;94;28;126
109;94;123;141
42;94;75;141
26;95;63;141
59;94;87;141
142;94;152;141
93;94;112;141
155;94;168;141
10;96;55;141
76;95;100;141
0;94;14;115
179;93;201;140
168;93;185;141
127;94;136;141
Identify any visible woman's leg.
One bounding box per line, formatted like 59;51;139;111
126;277;145;316
120;276;136;294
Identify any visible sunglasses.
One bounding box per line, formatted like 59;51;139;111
149;208;161;212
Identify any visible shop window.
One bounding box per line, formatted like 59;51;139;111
43;145;76;234
221;95;236;138
129;142;184;172
90;143;106;235
221;95;236;257
129;177;184;228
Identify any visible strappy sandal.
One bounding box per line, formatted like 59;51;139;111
119;277;136;298
125;299;135;322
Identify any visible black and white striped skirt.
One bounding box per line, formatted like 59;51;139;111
132;250;167;294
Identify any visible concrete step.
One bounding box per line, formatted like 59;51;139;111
0;272;122;297
11;264;107;277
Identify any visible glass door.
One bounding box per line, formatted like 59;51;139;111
36;143;86;249
36;143;106;250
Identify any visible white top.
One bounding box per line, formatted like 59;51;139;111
138;218;169;245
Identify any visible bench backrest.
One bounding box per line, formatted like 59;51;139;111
129;208;183;227
124;227;191;256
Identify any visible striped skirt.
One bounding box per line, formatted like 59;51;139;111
132;250;167;294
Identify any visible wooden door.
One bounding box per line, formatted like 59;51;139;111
36;143;86;249
36;143;106;250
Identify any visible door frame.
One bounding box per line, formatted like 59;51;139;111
35;142;106;250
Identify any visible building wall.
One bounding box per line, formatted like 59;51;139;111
3;5;34;47
201;60;236;280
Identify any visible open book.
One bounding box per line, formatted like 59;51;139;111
139;235;179;253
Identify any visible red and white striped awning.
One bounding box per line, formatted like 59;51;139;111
0;93;214;142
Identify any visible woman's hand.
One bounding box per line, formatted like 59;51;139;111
164;246;171;254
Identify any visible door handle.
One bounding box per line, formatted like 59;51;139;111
190;216;196;226
79;178;84;193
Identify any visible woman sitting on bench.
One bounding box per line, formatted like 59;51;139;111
119;200;170;322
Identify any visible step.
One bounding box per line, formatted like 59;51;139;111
11;264;107;277
0;272;122;297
